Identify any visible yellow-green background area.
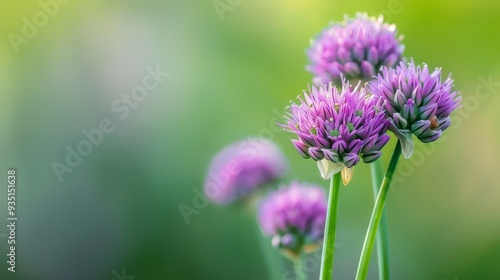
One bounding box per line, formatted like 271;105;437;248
1;0;499;279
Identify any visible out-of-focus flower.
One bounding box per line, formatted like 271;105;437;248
258;182;327;258
280;81;389;184
369;60;462;158
204;138;289;204
307;13;404;85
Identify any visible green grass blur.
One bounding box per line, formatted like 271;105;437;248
1;0;500;279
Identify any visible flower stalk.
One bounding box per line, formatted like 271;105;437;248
253;221;284;280
319;173;342;280
294;256;306;280
356;141;401;280
370;160;391;280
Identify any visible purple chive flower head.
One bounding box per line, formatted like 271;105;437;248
307;13;404;85
258;182;327;257
204;138;289;204
281;81;390;183
369;60;462;158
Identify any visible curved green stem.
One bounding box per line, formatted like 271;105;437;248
319;172;342;280
370;160;391;280
356;141;402;280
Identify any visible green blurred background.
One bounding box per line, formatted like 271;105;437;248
1;0;500;279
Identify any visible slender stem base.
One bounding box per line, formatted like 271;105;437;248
370;160;391;280
294;256;306;280
356;141;402;280
253;220;283;280
319;173;342;280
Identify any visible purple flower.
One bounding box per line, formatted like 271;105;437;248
204;138;289;204
369;60;462;158
281;81;390;183
258;182;327;257
307;13;404;85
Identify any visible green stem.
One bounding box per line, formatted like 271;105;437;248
294;256;306;280
370;160;391;280
356;141;402;280
319;172;342;280
253;221;283;280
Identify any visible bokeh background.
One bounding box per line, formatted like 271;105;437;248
1;0;500;279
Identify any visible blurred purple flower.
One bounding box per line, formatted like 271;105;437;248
281;81;390;183
307;13;404;85
369;60;462;158
258;182;327;257
204;138;289;204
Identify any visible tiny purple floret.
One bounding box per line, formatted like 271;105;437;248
369;60;462;144
281;81;390;167
258;182;327;255
204;138;289;204
307;13;405;85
